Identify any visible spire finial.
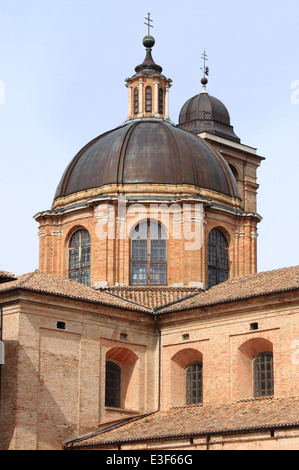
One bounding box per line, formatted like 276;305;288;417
144;12;153;35
143;13;155;48
201;50;209;91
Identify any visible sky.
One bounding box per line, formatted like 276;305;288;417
0;0;298;276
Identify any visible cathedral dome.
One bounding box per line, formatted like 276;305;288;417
54;119;240;202
178;90;241;144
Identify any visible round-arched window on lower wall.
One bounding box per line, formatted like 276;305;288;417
253;352;274;397
208;228;229;288
185;361;203;405
68;229;91;286
105;361;121;408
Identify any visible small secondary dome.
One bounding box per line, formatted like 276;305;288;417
178;90;241;143
54;119;240;202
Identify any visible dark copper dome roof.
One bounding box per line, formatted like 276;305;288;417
178;91;241;143
54;119;240;201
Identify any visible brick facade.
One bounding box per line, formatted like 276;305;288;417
0;270;298;450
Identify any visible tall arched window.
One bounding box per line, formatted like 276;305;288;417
158;88;164;114
105;361;121;408
253;352;274;397
145;86;152;112
134;87;138;114
186;362;203;404
68;229;91;286
208;228;229;288
131;220;167;286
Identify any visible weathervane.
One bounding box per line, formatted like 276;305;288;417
201;50;209;78
144;12;153;35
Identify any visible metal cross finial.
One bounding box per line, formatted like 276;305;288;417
201;50;209;77
144;12;153;35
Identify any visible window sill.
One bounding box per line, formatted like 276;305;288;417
105;406;140;414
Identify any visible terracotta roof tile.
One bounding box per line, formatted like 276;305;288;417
65;396;299;448
0;272;151;313
99;286;202;310
0;271;17;283
159;266;299;314
0;266;298;314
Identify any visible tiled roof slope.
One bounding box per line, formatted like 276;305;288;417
64;396;299;448
0;271;17;283
100;286;202;310
0;271;151;313
0;266;298;314
158;266;299;314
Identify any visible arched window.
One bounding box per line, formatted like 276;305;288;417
145;86;152;112
186;362;203;404
131;220;167;286
68;229;91;286
208;228;229;288
158;88;164;114
253;352;274;397
105;361;121;408
134;87;138;114
228;164;239;182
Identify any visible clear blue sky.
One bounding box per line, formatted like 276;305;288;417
0;0;298;276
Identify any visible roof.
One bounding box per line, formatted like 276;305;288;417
53;119;240;202
0;271;16;283
0;271;151;313
64;396;299;448
158;265;299;314
178;91;241;143
0;267;298;315
99;286;202;310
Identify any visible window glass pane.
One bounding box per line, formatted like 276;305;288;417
68;229;91;286
81;230;91;246
208;229;217;245
69;271;80;283
70;231;80;248
145;87;152;112
218;270;228;284
151;240;166;261
208;245;217;267
131;263;147;285
131;221;168;286
253;353;274;397
218;247;228;269
150;263;167;285
159;88;163;114
131;221;148;239
81;246;91;267
208;229;229;288
105;361;121;408
218;231;228;247
134;88;138;114
81;269;90;287
186;362;203;404
69;248;79;270
208;267;217;288
132;240;147;261
150;221;167;239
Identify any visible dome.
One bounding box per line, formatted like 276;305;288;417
54;119;240;201
178;91;241;143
